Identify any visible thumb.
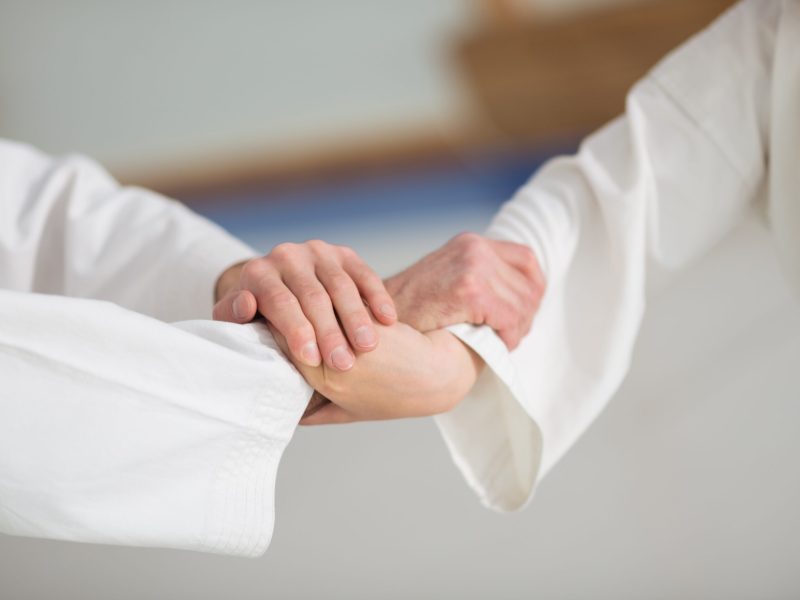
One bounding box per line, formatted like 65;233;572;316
212;289;258;323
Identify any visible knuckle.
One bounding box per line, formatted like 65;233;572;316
461;239;490;267
305;239;328;254
266;289;299;311
327;272;356;294
460;232;487;253
302;287;333;309
342;307;370;326
336;244;356;259
453;231;481;247
289;324;316;347
270;242;296;260
349;260;374;278
240;259;268;284
318;328;347;349
455;272;482;301
355;266;383;291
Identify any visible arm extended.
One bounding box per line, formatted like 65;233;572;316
270;319;484;425
0;291;311;556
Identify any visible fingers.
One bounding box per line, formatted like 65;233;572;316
266;320;324;389
316;259;379;359
267;321;291;356
488;239;545;287
282;268;356;372
212;289;258;324
236;241;387;371
488;240;545;345
495;318;522;350
482;283;525;350
342;254;397;325
504;254;543;337
247;267;322;367
268;323;352;426
484;259;542;350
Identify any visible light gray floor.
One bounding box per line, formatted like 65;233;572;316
2;211;798;599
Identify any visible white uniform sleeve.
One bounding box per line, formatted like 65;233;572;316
437;0;780;511
0;139;256;322
0;289;311;556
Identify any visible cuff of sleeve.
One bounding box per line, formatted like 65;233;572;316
203;382;310;557
435;324;543;512
190;323;312;557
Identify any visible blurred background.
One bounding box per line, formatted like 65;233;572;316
2;0;799;598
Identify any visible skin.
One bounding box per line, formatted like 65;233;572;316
384;232;545;350
268;319;484;425
214;240;397;372
215;232;544;352
214;232;545;423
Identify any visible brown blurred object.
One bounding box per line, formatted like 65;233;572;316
128;0;738;202
479;0;527;27
458;0;737;141
125;125;480;202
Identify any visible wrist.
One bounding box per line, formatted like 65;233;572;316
426;330;484;413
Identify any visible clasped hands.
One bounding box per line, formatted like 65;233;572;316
213;233;544;425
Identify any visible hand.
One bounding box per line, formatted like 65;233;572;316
385;232;545;349
269;319;484;425
213;241;397;371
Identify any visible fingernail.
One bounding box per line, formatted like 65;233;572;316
330;346;355;371
354;325;377;348
379;303;396;318
301;342;321;366
232;294;248;320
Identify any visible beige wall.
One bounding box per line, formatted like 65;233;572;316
0;1;473;174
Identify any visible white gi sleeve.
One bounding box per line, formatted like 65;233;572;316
437;0;780;511
0;140;312;556
0;290;311;556
0;139;256;322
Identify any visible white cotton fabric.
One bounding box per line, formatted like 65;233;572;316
440;0;799;512
0;140;312;556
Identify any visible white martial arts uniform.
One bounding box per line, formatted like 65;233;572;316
440;0;800;511
1;0;796;558
0;141;312;556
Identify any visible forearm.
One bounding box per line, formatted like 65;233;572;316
0;289;310;555
435;0;777;511
0;140;255;321
275;320;485;424
424;329;485;411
